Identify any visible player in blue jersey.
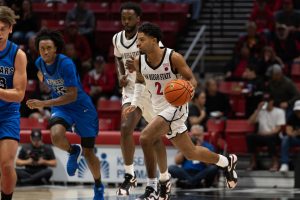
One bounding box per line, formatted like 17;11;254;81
0;6;27;200
26;29;103;200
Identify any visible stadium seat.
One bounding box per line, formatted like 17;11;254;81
153;21;179;48
85;2;110;20
97;100;122;130
26;79;38;93
161;3;189;30
99;118;115;131
41;19;65;31
110;3;121;20
20;118;48;131
206;119;226;152
95;20;122;54
291;62;300;82
225;119;256;154
140;3;161;21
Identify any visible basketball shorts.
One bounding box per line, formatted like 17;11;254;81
51;106;99;138
122;86;155;123
158;104;188;139
0;110;20;141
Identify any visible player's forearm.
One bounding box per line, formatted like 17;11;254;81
115;57;125;77
0;88;25;102
43;93;77;107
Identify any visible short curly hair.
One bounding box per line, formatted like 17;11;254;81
35;29;65;53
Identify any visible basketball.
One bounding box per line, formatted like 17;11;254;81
164;79;193;106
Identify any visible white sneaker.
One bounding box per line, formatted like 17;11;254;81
279;164;289;172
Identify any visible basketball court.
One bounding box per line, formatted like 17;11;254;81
12;185;300;199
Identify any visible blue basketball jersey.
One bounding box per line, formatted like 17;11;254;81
0;40;19;111
35;54;95;112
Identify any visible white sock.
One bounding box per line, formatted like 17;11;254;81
159;170;170;182
147;178;158;191
216;155;229;168
124;164;134;176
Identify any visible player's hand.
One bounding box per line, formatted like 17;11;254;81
187;81;195;99
122;105;137;119
125;57;135;73
26;99;45;109
119;74;128;87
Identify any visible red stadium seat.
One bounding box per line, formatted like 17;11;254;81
95;20;122;54
97;100;122;130
206;119;226;151
110;3;121;20
41;19;65;31
26;79;38;93
161;3;189;30
99;118;115;131
225;119;256;154
140;3;161;21
291;62;300;82
32;2;60;19
20;118;48;131
153;21;179;48
85;2;110;20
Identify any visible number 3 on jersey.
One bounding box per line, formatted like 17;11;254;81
54;86;66;95
155;82;163;95
0;77;7;89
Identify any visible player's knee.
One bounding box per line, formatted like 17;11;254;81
50;130;63;145
139;131;152;146
120;122;133;136
0;161;14;176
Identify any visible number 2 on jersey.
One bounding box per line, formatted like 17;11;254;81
155;82;163;95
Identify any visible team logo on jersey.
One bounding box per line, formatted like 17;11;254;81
163;63;170;71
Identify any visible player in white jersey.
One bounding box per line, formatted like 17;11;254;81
124;22;239;200
112;2;168;197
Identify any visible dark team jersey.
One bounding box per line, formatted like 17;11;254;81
0;40;19;111
35;54;95;112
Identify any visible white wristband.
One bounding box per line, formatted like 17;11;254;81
131;83;145;107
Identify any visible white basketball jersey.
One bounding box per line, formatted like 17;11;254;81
113;31;140;92
140;48;179;113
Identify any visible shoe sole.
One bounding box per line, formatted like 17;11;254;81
227;154;238;189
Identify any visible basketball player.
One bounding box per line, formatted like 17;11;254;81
26;29;103;200
0;6;27;200
124;22;238;199
112;2;169;198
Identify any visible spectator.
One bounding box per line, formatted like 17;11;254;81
225;44;258;80
250;0;275;33
205;78;231;118
267;64;299;111
16;129;57;185
64;43;83;80
234;21;266;58
256;46;284;80
274;0;300;32
242;65;265;117
11;0;39;45
63;21;92;75
65;0;95;47
0;0;6;6
82;55;117;105
279;100;300;172
187;90;207;130
269;23;300;71
168;125;219;188
246;94;285;171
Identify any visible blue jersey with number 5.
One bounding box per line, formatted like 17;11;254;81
35;54;94;111
0;40;19;111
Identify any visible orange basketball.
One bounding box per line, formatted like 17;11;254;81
164;79;193;106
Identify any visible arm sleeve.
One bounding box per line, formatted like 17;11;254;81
60;58;78;87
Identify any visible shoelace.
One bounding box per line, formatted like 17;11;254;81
120;174;133;189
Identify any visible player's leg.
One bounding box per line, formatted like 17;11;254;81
0;139;18;200
81;138;104;200
171;132;238;189
49;116;82;177
117;103;142;196
137;116;170;200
